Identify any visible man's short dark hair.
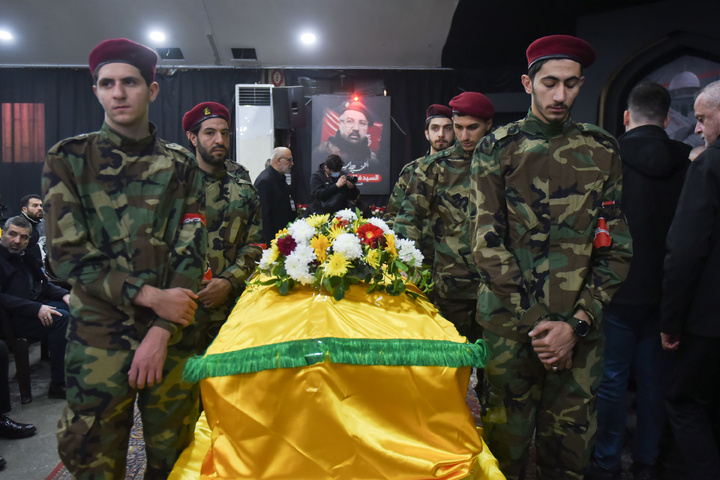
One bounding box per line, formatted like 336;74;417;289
628;81;671;125
528;58;583;82
324;154;344;172
3;215;31;232
20;194;41;209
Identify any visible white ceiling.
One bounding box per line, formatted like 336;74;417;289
0;0;459;69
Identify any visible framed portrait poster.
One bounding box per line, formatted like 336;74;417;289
311;95;391;195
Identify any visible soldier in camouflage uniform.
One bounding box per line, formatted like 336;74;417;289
469;35;632;480
385;104;455;224
43;39;207;480
393;92;494;342
183;102;263;350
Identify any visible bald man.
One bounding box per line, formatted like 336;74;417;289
253;147;297;243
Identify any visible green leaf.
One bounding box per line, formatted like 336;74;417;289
334;283;346;301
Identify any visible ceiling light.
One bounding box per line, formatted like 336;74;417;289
149;31;166;43
0;30;13;41
300;32;316;45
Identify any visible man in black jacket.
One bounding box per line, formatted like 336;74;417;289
254;147;297;244
308;154;360;216
0;216;68;399
661;79;720;480
586;81;691;480
18;194;44;265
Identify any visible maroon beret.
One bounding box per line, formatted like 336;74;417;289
339;100;374;127
88;38;158;84
526;35;596;70
426;104;453;121
449;92;495;120
183;102;231;132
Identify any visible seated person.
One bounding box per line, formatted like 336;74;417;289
0;338;37;470
0;216;69;399
309;154;360;215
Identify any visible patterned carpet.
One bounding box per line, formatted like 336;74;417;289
46;371;482;479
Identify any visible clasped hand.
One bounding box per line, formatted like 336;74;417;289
529;319;577;371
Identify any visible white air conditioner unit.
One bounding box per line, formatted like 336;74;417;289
235;84;274;182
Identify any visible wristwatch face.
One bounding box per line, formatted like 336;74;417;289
573;319;590;337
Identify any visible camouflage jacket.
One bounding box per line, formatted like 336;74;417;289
470;111;632;342
227;160;251;183
42;122;208;350
394;141;480;299
384;155;424;224
198;159;263;323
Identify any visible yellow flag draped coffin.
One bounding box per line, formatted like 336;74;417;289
170;281;505;480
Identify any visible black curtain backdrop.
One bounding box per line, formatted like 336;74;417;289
0;67;455;215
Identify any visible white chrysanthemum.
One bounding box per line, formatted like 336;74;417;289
366;217;391;234
332;233;363;260
284;244;317;285
397;238;424;267
287;219;316;244
335;209;358;222
259;248;279;270
285;244;316;266
285;262;315;285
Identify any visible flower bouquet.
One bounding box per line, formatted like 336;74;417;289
369;204;386;218
252;209;431;300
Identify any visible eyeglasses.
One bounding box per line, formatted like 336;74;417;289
278;156;294;162
340;118;368;128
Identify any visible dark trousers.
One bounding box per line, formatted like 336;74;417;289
666;333;720;479
0;339;9;413
12;299;68;386
595;305;669;470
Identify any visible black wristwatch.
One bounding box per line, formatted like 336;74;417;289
567;317;590;338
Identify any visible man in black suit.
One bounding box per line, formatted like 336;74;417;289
587;81;690;480
661;79;720;479
0;338;37;469
0;216;68;399
254;147;297;244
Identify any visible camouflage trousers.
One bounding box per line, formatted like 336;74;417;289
431;295;483;343
57;330;200;480
194;305;232;354
480;328;604;480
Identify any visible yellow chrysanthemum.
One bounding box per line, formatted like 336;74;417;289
384;234;397;257
365;249;381;269
324;253;351;277
306;214;330;229
328;224;346;241
310;234;330;263
266;246;280;263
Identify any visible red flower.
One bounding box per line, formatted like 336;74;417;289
276;235;297;255
357;223;384;248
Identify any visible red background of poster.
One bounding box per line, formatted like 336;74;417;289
320;108;384;153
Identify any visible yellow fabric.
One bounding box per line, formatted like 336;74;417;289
171;405;505;480
205;283;463;354
170;284;505;479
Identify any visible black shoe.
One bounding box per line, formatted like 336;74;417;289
48;384;66;400
584;459;620;480
631;462;658;480
0;415;37;439
0;454;6;470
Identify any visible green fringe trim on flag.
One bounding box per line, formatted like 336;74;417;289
184;337;488;383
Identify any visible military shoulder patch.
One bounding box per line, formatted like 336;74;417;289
163;142;197;162
576;123;620;150
47;132;93;154
478;123;512;155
